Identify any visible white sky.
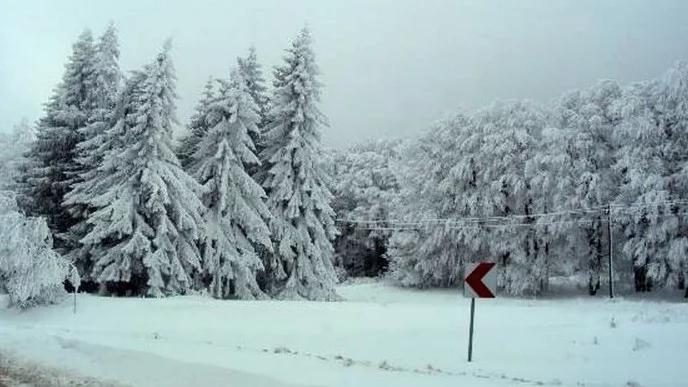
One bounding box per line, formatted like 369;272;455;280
1;0;688;148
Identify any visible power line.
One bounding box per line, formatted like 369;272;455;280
354;212;688;232
337;200;688;231
337;206;609;225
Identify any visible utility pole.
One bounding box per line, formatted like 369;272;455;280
608;203;614;299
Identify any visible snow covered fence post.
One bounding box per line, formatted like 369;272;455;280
463;262;497;362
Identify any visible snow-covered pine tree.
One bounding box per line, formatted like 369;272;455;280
64;23;123;271
23;29;95;248
191;70;273;300
237;46;269;128
259;27;339;300
0;118;35;192
238;47;269;178
177;78;217;169
77;41;206;297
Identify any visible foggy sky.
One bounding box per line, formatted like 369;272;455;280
1;0;688;148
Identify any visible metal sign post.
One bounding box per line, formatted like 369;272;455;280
467;297;476;362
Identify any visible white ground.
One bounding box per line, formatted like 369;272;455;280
0;280;686;387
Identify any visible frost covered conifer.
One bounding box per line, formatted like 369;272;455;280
24;30;95;247
177;78;217;169
64;23;123;269
0;118;35;192
192;70;273;299
76;41;206;296
260;27;339;300
237;47;269;146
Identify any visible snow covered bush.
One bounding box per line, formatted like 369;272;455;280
0;191;77;308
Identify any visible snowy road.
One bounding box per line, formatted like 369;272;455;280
0;349;125;387
1;282;686;387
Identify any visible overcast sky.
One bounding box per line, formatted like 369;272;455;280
1;0;688;148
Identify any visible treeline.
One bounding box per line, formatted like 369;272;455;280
12;23;339;300
5;23;688;301
327;65;688;298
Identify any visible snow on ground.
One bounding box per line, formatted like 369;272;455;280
0;282;686;387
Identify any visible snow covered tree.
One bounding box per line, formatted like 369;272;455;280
63;23;123;270
384;62;688;297
657;62;688;297
237;46;269;127
525;123;587;289
0;191;78;309
177;78;217;169
0;118;35;192
325;139;401;279
551;81;622;295
259;27;339;300
612;64;688;296
75;41;206;297
23;30;95;248
191;70;273;299
386;113;489;288
76;22;122;164
472;101;550;295
387;102;549;295
238;46;270;176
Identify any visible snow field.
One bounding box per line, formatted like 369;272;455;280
0;282;686;387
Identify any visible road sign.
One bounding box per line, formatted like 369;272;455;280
462;261;496;362
464;262;497;298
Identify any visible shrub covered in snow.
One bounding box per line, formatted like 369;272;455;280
0;191;77;308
